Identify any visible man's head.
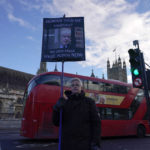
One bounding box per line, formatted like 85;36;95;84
70;78;82;94
60;28;71;47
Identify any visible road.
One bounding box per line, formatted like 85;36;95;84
1;129;150;150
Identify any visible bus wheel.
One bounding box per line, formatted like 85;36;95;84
137;125;145;138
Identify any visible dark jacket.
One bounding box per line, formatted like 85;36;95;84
52;90;101;150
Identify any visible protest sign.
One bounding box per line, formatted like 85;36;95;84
41;17;85;62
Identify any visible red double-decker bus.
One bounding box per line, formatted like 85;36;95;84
20;71;150;139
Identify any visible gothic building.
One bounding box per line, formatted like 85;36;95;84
37;62;58;74
0;66;34;119
37;62;48;74
107;57;127;83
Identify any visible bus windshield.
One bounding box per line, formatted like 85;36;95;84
23;74;61;107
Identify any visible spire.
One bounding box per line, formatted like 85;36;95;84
54;63;58;72
90;69;95;77
107;58;110;68
118;56;121;62
118;56;121;67
102;73;105;79
112;62;115;67
123;60;126;69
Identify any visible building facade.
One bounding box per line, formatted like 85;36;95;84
107;57;127;83
37;62;48;74
0;66;34;119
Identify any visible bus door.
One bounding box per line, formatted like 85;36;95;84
38;103;56;138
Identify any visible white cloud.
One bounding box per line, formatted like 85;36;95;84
6;0;150;79
21;0;149;77
16;0;40;10
7;13;36;30
0;0;36;30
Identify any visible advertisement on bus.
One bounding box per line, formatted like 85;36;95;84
86;93;125;105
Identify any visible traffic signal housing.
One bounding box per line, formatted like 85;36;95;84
128;49;143;88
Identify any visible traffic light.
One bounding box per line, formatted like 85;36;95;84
128;49;143;88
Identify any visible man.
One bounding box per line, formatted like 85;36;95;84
60;28;71;49
52;78;101;150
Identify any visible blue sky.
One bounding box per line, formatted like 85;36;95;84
1;0;150;83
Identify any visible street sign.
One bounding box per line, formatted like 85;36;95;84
133;77;142;87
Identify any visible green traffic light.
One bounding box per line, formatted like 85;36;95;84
133;68;139;76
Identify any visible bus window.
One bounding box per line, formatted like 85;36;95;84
100;108;113;120
113;108;129;120
88;80;99;91
99;107;129;120
99;82;105;92
136;89;144;101
103;83;113;92
27;79;37;96
101;83;128;94
23;74;60;106
82;80;88;90
38;75;60;86
129;89;144;117
113;85;128;94
63;77;86;89
63;76;72;87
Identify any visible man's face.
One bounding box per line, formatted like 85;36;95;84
71;80;82;94
60;33;71;46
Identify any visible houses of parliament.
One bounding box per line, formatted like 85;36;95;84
0;57;127;119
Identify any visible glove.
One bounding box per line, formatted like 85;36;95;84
91;142;101;150
53;97;66;111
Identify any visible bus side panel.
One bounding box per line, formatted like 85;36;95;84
37;102;58;139
36;85;61;103
102;120;139;137
21;93;39;138
31;102;40;138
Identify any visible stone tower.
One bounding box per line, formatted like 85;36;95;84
107;57;127;83
37;62;48;74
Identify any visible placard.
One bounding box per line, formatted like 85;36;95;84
41;17;85;62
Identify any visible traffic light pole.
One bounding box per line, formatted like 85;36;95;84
132;40;150;124
140;52;150;124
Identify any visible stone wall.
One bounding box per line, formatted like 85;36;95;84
0;66;34;119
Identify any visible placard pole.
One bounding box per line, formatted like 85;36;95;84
58;61;64;150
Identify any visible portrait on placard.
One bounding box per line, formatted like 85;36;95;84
45;28;72;49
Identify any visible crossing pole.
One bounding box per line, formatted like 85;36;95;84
132;40;150;124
